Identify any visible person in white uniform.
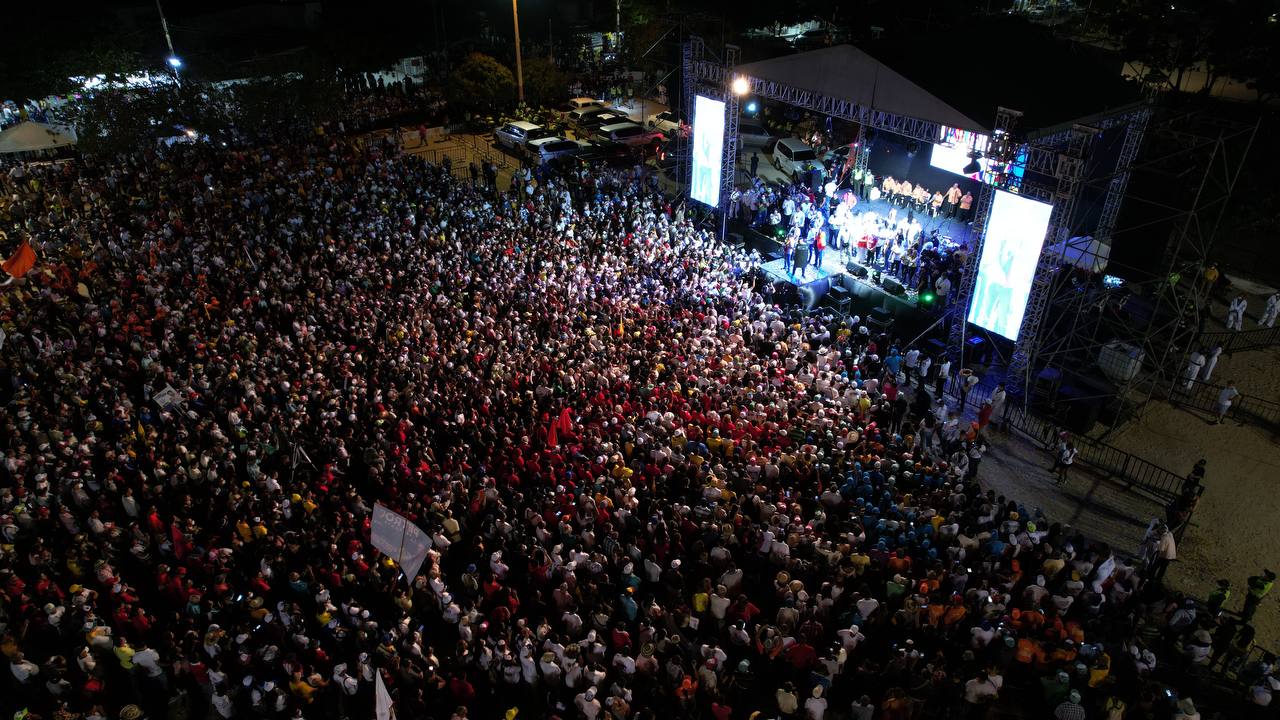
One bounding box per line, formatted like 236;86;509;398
1183;349;1206;390
1227;294;1247;331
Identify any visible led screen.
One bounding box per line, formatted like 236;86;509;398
930;127;990;179
967;190;1054;340
691;95;726;207
930;127;1027;188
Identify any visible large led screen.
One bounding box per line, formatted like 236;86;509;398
967;190;1053;340
930;127;990;179
691;95;726;207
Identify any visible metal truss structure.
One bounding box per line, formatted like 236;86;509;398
991;100;1258;436
682;38;741;220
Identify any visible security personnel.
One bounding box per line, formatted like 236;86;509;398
1242;569;1276;622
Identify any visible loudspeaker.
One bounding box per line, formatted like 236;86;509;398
882;277;906;295
847;263;868;278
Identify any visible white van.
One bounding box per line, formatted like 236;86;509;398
766;137;819;179
560;97;606;115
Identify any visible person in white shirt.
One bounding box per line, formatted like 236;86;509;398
805;685;829;720
1261;292;1280;328
1183;349;1206;389
10;653;39;684
1227;294;1247;331
1201;343;1223;382
1215;381;1240;424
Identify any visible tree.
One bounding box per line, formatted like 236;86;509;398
446;53;515;111
520;57;566;106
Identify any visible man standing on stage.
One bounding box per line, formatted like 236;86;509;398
945;183;962;218
812;228;826;273
783;229;798;276
959;191;974;221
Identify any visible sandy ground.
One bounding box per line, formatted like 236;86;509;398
1105;344;1280;650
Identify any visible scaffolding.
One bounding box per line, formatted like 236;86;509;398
1001;102;1258;435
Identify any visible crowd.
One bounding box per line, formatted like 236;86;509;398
0;125;1276;720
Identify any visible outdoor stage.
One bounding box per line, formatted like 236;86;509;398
755;193;977;290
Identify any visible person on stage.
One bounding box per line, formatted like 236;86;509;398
783;228;798;276
945;183;962;218
898;180;913;207
959;191;974;221
930;190;944;217
882;176;897;204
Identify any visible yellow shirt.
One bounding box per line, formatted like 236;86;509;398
114;644;135;670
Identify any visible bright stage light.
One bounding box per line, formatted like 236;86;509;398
731;76;750;96
167;56;183;69
745;101;759;114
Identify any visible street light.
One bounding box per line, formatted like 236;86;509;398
512;0;524;104
731;76;750;96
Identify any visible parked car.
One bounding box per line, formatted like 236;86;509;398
493;121;542;150
739;120;775;147
577;109;630;131
570;139;637;167
765;137;820;179
645;110;686;136
526;137;583;165
559;97;606;114
569;105;618;124
596;122;663;146
823;143;855;166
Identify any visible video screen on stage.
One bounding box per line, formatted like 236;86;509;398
967;190;1053;340
930;127;990;180
691;95;726;207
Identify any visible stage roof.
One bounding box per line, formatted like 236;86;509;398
737;44;990;134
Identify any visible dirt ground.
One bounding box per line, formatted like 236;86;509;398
1105;344;1280;650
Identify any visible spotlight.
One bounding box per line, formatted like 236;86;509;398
731;76;750;96
167;56;183;69
745;101;759;114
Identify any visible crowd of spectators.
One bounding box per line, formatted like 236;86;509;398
0;125;1275;720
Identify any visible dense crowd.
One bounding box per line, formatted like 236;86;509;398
0;128;1276;720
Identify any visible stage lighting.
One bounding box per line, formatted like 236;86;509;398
745;101;759;114
168;56;183;69
731;76;750;96
920;292;935;306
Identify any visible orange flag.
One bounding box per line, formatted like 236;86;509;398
2;241;37;279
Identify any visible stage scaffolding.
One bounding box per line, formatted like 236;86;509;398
682;37;741;222
1020;105;1259;435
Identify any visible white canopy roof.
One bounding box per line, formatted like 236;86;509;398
737;45;988;134
0;121;77;154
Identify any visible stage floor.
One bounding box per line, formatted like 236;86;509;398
754;195;975;290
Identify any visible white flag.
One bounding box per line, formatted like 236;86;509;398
371;503;432;583
375;671;395;720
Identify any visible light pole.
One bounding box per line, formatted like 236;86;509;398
512;0;524;104
155;0;182;80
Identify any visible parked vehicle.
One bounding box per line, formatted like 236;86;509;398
596;122;663;146
559;97;606;114
493;121;543;150
739;120;774;146
569;139;638;168
569;105;617;124
765;137;819;179
645;110;686;136
577;109;630;132
526;137;582;164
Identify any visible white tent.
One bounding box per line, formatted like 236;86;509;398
1050;235;1110;274
0;121;77;154
736;45;988;133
